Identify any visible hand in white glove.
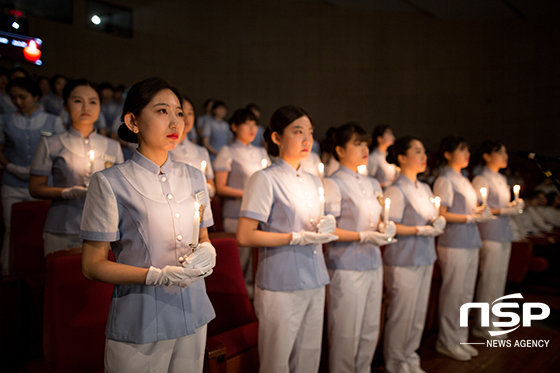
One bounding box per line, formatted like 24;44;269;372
416;226;444;237
181;242;216;272
432;216;447;231
507;199;525;211
317;214;336;234
500;206;522;216
145;265;211;287
6;163;30;180
61;186;88;199
466;213;494;224
359;231;394;245
290;231;339;246
206;182;216;199
378;221;397;238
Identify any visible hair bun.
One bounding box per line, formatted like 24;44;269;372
118;123;138;143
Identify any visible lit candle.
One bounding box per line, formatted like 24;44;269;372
480;187;488;206
357;165;367;175
192;202;200;246
261;158;268;169
200;160;207;176
384;198;391;226
318;163;324;180
88;150;95;175
433;196;441;215
318;187;325;217
513;185;520;202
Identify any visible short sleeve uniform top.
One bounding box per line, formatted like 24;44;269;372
323;165;384;271
383;174;438;266
433;167;482;249
30;127;124;234
213;139;270;219
239;158;330;292
80;151;215;344
472;167;514;242
368;149;398;187
0;110;64;187
201;117;233;159
169;139;214;180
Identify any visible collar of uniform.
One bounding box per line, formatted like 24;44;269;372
443;166;463;179
15;109;42;120
395;173;418;188
373;148;386;157
67;125;98;139
337;164;359;177
233;139;252;148
276;157;301;177
132;151;173;175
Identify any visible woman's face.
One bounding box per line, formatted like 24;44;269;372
129;89;184;153
54;77;67;96
399;139;427;174
337;133;369;169
65;85;100;126
446;143;470;169
9;86;38;115
38;79;50;95
179;99;195;142
378;129;395;147
213;106;227;120
484;145;508;169
232;120;258;144
273;116;313;163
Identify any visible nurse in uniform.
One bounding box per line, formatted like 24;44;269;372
201;101;232;162
471;140;524;340
433;136;492;361
0;78;65;275
323;123;395;373
80;77;216;373
169;96;215;197
29;79;124;256
383;136;446;373
368;125;397;188
237;105;338;373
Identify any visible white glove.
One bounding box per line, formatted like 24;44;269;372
359;231;394;245
317;214;336;234
145;265;211;287
507;199;525;211
466;213;494;224
181;242;216;272
416;226;444;237
290;231;339;246
432;216;447;231
206;182;216;199
61;186;88;199
6;163;30;180
378;221;397;238
500;206;522;216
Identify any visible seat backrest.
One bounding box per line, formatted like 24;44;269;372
206;238;257;337
210;196;224;233
43;250;113;373
9;200;51;281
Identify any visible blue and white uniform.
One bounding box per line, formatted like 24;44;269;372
201;117;233;162
383;174;438;373
368;148;398;188
240;158;329;373
433;167;482;348
472;167;514;328
0;110;64;275
40;91;69;124
323;165;384;373
30;127;123;255
80;151;215;373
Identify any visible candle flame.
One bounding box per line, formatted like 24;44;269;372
513;185;520;193
88;150;95;160
261;158;268;168
385;197;391;207
201;160;207;172
28;40;38;51
318;186;324;197
480;187;487;198
318;163;324;174
357;165;367;175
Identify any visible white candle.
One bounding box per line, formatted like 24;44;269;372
88;150;95;175
433;196;441;214
200;160;207;176
261;158;268;169
318;163;324;180
192;202;200;246
384;198;391;225
357;165;367;175
318;187;325;217
513;185;520;202
480;187;488;206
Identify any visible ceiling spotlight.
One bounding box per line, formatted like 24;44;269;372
91;15;101;25
12;21;20;29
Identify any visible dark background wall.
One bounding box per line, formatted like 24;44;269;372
2;0;559;160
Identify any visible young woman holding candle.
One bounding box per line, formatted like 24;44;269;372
382;136;446;373
80;77;216;373
322;123;396;373
29;79;123;256
368;125;397;188
0;78;65;275
471;140;524;340
433;136;493;361
236;105;338;373
169;96;215;197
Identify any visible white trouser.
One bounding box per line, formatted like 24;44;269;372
328;268;383;373
1;185;36;275
43;232;82;256
383;265;433;373
437;246;479;347
254;286;325;373
105;325;207;373
474;240;512;326
224;217;254;296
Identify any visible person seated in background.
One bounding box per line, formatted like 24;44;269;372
525;191;555;233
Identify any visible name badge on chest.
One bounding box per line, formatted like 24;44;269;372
195;191;205;201
102;153;116;168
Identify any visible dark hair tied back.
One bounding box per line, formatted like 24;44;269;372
265;105;312;157
386;136;420;167
437;135;468;165
332;122;371;162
